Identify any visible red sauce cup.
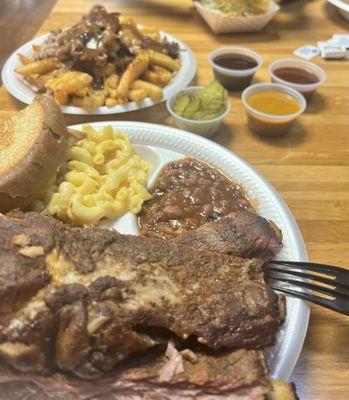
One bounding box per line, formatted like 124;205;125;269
269;58;326;101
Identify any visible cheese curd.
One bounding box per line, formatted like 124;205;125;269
44;125;151;226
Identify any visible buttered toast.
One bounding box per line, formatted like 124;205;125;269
0;95;68;212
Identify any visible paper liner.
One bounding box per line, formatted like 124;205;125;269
195;1;280;34
328;0;349;21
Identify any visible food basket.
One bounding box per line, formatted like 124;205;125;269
194;1;280;34
327;0;349;21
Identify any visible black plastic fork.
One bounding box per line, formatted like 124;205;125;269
263;260;349;315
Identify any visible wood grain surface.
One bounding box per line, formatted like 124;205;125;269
0;0;348;399
0;0;57;76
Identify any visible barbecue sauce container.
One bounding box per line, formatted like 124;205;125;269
269;58;326;101
209;47;263;91
242;83;307;136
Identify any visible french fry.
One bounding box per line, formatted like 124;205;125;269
72;97;84;107
54;89;69;105
15;59;60;77
89;90;106;108
82;96;101;109
106;74;119;90
116;54;150;99
75;90;106;110
148;51;180;72
72;94;104;109
128;89;148;102
137;25;161;41
40;68;65;84
142;65;172;87
131;80;163;101
108;88;118;99
48;71;92;92
46;71;93;105
74;88;90;97
105;98;119;107
25;75;45;90
18;53;34;65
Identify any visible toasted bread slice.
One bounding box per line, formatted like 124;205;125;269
0;95;68;212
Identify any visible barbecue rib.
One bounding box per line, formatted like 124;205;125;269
0;211;284;380
175;210;282;258
0;348;270;400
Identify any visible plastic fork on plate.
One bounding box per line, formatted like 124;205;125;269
263;260;349;315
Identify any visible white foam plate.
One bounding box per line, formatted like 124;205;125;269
2;32;196;115
69;121;309;381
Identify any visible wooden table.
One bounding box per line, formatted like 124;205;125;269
0;0;57;77
0;0;348;398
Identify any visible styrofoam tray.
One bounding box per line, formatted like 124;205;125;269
70;120;309;381
2;32;196;115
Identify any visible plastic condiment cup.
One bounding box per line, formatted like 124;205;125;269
269;58;326;101
166;86;231;139
208;47;263;91
241;83;306;136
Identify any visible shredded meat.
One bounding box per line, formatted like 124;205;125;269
38;5;179;87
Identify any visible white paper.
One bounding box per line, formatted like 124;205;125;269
331;34;349;44
293;45;320;60
318;41;344;52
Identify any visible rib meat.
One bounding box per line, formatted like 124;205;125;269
0;211;284;380
175;210;282;258
0;348;270;400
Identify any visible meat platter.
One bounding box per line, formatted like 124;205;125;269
74;120;310;380
0;114;309;399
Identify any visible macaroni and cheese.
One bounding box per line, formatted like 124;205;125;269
39;125;151;226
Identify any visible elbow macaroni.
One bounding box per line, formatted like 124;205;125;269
45;125;151;226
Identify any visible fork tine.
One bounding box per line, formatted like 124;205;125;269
264;265;349;296
267;278;349;316
264;269;349;298
269;261;349;286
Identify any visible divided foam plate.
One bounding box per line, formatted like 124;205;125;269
71;121;310;381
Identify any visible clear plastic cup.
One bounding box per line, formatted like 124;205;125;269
166;86;231;139
209;47;263;91
269;58;326;101
241;83;306;136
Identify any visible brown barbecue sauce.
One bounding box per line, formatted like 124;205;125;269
273;67;320;100
212;53;258;91
273;67;319;85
